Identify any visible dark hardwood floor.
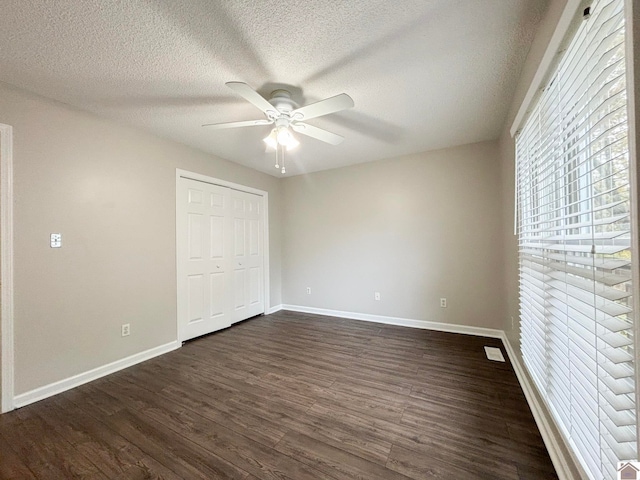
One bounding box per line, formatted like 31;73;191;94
0;311;558;479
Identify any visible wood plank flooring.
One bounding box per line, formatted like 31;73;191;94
0;311;558;479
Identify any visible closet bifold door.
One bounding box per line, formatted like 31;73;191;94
230;189;264;324
178;177;266;342
177;178;233;342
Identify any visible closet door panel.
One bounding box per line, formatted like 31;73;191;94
178;179;233;341
230;190;264;323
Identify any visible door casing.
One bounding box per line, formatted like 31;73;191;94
1;124;14;413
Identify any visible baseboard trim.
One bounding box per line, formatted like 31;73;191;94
266;304;283;315
280;304;504;339
501;334;578;480
13;341;181;409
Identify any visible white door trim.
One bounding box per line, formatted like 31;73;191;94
175;169;270;338
1;124;14;413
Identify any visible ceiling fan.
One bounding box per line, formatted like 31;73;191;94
203;82;354;173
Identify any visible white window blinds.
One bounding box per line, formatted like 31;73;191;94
516;1;635;479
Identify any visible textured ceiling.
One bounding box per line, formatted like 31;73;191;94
0;0;548;176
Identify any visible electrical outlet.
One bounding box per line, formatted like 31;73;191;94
440;298;447;308
121;323;130;337
374;292;381;301
306;287;311;295
50;233;62;248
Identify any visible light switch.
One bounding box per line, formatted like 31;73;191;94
50;233;62;248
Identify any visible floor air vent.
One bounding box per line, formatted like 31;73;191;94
484;346;505;362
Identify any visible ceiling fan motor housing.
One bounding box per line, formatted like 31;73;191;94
269;89;298;114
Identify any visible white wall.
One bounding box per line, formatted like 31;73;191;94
282;140;504;329
0;81;282;396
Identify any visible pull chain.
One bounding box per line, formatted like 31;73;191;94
281;146;286;174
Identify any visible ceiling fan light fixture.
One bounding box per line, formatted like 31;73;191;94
263;129;278;149
276;126;299;150
263;127;298;150
285;137;299;151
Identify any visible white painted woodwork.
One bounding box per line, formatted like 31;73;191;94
230;190;264;323
1;124;14;413
177;177;264;342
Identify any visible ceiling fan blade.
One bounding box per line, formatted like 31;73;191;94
202;119;272;129
291;123;344;145
291;93;354;121
225;82;278;116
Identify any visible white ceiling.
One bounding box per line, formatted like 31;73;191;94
0;0;548;176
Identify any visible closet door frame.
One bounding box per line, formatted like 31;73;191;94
175;169;270;340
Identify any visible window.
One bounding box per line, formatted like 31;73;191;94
516;1;636;479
